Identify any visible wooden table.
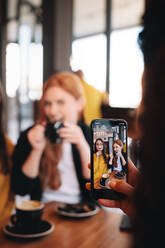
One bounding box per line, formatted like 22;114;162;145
0;202;133;248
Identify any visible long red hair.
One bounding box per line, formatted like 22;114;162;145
113;139;123;167
38;72;85;190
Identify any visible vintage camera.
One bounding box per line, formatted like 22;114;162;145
113;151;118;158
45;121;64;144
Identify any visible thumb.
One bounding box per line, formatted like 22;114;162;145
85;182;91;191
41;121;47;127
37;120;47;127
109;180;134;197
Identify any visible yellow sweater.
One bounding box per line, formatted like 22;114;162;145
93;153;109;184
0;136;14;225
81;79;108;125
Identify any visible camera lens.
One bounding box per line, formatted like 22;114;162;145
45;121;64;144
113;151;117;157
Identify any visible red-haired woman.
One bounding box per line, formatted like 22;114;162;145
109;139;127;178
12;72;93;204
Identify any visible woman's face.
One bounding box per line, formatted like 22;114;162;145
43;86;84;123
96;140;103;151
113;143;122;153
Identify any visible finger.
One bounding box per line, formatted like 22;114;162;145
35;124;46;132
128;157;137;171
127;157;139;186
62;137;77;144
98;199;119;208
110;180;134;197
41;121;47;127
35;128;46;137
63;121;72;127
60;132;74;139
59;129;74;137
37;120;47;126
60;125;78;133
86;182;91;191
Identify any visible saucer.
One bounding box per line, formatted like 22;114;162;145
3;220;54;240
56;203;100;218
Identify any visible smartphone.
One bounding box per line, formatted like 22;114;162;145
90;119;128;200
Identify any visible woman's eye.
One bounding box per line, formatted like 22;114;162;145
57;100;64;105
44;101;50;106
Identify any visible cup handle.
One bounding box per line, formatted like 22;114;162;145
10;214;22;228
10;214;17;225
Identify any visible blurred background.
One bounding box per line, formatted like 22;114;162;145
0;0;144;143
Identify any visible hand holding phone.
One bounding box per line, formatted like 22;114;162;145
90;119;128;200
86;157;138;217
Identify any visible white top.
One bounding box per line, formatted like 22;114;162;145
42;142;81;204
114;156;122;172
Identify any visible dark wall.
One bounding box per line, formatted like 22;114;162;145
42;0;73;81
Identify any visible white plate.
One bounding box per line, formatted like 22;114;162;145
3;220;54;239
56;205;100;218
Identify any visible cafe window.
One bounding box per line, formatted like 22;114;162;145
72;0;145;108
5;0;43;143
109;26;144;108
72;0;106;92
73;0;106;38
109;0;144;108
71;34;106;92
6;43;20;98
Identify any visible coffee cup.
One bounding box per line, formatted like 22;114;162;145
100;173;109;186
10;200;44;231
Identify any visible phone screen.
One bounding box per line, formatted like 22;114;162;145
91;119;128;200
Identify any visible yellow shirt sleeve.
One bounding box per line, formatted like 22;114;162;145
0;136;15;225
81;80;108;125
5;135;15;155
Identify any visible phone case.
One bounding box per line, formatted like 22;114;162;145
90;118;128;200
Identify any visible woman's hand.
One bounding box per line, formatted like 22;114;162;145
98;181;134;217
96;150;102;157
109;152;113;159
86;158;139;217
22;122;47;178
27;123;46;152
59;121;86;146
109;152;113;164
116;150;122;157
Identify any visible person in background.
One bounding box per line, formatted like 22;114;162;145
0;82;14;224
109;139;127;174
93;0;165;247
93;138;109;188
73;69;109;125
12;72;94;205
132;1;165;247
